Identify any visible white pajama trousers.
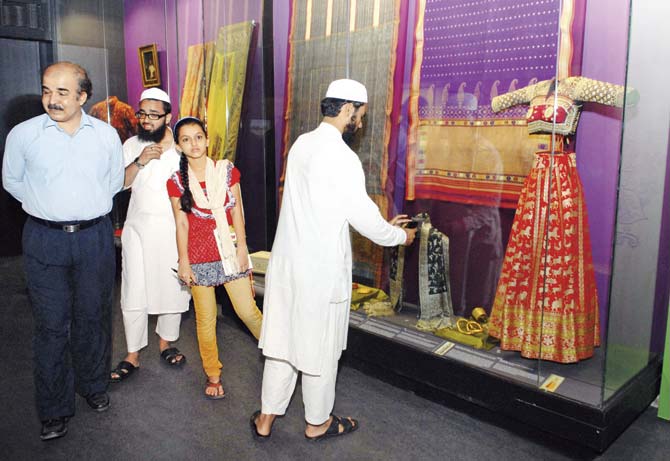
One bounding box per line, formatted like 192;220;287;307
122;310;182;353
120;215;190;354
260;300;348;425
261;357;338;425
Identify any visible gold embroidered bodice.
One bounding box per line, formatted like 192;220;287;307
491;76;634;136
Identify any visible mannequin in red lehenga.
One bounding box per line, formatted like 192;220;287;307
488;76;636;363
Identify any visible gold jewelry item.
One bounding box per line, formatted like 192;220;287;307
471;307;488;323
456;318;484;335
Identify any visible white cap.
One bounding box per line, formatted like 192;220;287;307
325;79;368;103
140;87;170;104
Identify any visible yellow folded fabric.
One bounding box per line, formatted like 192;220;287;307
350;283;394;317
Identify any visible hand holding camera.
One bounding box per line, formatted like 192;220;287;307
389;214;418;246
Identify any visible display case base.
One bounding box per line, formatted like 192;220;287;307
342;325;661;453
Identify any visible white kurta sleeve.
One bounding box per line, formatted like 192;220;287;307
343;155;406;247
122;138;138;167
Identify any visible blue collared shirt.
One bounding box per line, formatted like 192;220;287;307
3;110;124;221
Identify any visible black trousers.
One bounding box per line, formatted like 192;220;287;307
23;216;115;421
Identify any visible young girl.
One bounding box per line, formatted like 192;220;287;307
167;116;263;399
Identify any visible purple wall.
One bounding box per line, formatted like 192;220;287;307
272;3;290;191
123;0;178;116
576;0;630;330
653;127;670;352
123;0;263;117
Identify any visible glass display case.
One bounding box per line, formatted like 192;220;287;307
1;0;667;452
284;0;668;452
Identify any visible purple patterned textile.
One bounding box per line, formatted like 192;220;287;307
406;0;586;208
419;0;564;120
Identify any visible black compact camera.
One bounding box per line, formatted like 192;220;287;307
405;215;427;229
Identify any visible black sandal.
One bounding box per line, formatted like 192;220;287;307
109;360;138;383
249;410;271;441
160;347;186;367
305;414;359;441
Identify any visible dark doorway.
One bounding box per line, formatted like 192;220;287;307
0;38;47;256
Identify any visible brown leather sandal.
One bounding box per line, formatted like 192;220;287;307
204;380;225;400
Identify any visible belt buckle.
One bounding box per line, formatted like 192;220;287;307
63;224;80;233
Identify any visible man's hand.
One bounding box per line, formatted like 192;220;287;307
138;143;163;166
389;214;411;226
403;227;417;246
389;214;417;245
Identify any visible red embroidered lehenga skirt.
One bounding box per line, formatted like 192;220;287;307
488;151;600;363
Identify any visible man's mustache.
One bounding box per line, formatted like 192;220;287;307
48;104;64;111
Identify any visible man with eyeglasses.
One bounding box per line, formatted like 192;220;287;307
109;88;191;385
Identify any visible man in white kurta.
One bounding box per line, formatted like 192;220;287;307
110;88;191;382
254;80;416;440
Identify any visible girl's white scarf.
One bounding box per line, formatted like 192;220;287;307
188;157;239;275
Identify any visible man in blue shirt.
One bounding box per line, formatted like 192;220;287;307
2;61;124;441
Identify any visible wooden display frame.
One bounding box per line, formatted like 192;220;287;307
138;43;160;88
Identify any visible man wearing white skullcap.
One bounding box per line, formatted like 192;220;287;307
252;79;417;440
109;88;191;383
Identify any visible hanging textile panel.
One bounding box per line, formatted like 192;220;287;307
284;0;399;195
179;42;215;120
406;0;585;208
178;22;253;161
207;21;254;161
283;0;401;285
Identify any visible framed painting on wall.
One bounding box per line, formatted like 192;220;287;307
138;44;160;88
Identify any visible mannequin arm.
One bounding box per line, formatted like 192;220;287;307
569;76;639;107
491;85;534;112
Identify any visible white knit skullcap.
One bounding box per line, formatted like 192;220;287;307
325;79;368;103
